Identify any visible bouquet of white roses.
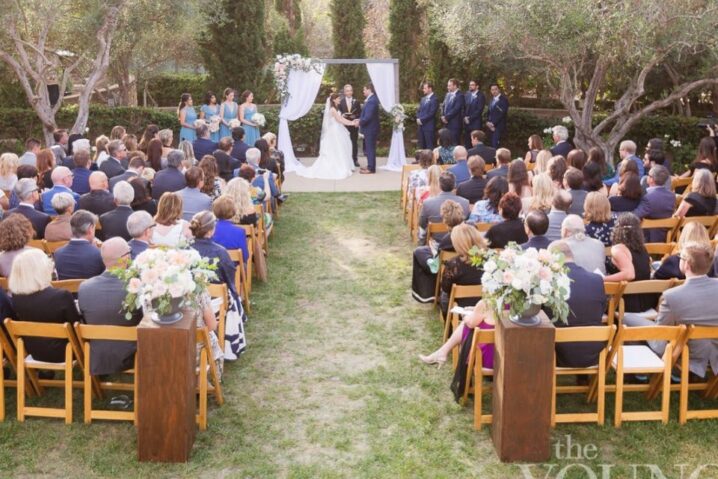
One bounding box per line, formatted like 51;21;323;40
469;243;571;323
390;104;407;132
228;119;241;129
208;116;221;133
253;112;266;128
112;248;218;320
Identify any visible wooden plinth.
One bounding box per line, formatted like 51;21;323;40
492;312;554;463
137;312;196;462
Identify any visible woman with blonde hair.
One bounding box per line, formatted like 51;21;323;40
0;152;19;191
159;128;174;163
109;125;126;141
9;248;82;362
584;191;615;246
417;164;442;204
94;135;110;167
654;221;712;280
262;131;286;178
179;140;196;169
523;172;554;215
224;177;258;225
675;168;717;218
533;149;552;176
151;192;192;246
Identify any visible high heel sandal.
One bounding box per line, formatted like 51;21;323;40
418;352;447;368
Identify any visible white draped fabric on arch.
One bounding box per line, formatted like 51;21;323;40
278;59;407;173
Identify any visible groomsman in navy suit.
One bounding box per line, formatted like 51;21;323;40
463;80;486;149
440;78;464;145
487;83;509;148
359;83;380;174
416;81;439;149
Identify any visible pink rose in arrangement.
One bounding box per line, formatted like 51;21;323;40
127;277;142;294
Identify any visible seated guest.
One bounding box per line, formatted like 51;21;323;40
561;214;606;274
211;196;249;263
675;169;716;218
8;165;39;210
129;177;156;216
586;146;614;183
100;140;127;179
448;146;470;185
523;172;554;215
549;241;607;368
412;200;466;303
605;213;655;323
418;171;470;244
152;150;187;200
224;177;259;225
199;155;224;200
0;214;35;277
547;155;567;190
126;211;154;259
230;126;249;163
41;166;79;216
70;149;92;195
468;176;508;224
546;190;572;241
582;160;608;194
584;192;615;247
192;121;218;160
566;149;587;171
415;164;442;205
433;128;456;165
178;167;212;221
486;148;510;179
439;224;486;316
146;138;163;172
44;192;75;242
520;210;551;250
646;242;718;378
152;192;192;247
99;181;135;241
608;157;639;197
633;165;675;242
524;134;543;164
255;138;282;182
54;210;104;280
19;137;41;167
406;150;432;213
654;222;711;280
9;248;82;362
37;148;55;189
467;129;496;166
213;137;239;183
507;159;532;198
641;142;668;189
609;172;642;213
605;140;644;186
549;125;572;158
159;129;174;166
680;137;717;178
262;132;286;182
190;211;239;302
109;155;145;190
485;192;528;248
78;171;115;217
78;237;142;375
456;155;486;204
8;178;50;239
564;167;587;217
246;147;283;204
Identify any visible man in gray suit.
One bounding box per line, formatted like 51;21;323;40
178;166;212;221
418;171;470;244
633;242;718;378
78;237;142;376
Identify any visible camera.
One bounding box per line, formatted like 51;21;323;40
697;114;717;129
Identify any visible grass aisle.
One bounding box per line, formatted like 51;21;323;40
1;192;717;478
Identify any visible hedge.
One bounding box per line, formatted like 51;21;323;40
0;104;707;170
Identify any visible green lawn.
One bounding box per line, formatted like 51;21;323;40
1;192;717;478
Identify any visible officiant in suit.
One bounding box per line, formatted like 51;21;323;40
339;84;362;168
463;80;486;149
417;81;439;149
441;78;464;145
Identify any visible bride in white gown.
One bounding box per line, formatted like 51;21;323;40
296;93;357;180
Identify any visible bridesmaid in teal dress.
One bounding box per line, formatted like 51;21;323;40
200;92;221;142
178;93;197;142
239;90;260;147
219;88;238;140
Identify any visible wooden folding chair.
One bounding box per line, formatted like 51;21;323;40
207;283;229;349
401;164;421;212
474;222;492;234
616;279;676;326
465;328;495;429
444;284;483;369
603;281;625;327
255;205;269;255
51;279;85;294
607;325;686;427
411;202;421;244
433;250;458;307
4;319;84;424
0;277;7;291
27;239;45;251
226;249;250;313
677;216;717;241
237;224;257;285
640;217;680;243
675;326;718;424
196;326;224;431
644;243;676;262
43;240;68;255
74;323;137;424
552;325;615;426
671;176;692;193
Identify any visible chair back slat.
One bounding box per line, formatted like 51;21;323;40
554;325;614;342
75;323;138;342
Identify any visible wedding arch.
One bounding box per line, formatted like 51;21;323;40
274;57;407;173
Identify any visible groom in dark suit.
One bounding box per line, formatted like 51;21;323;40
339;84;362;167
463;80;486;149
359;83;380;174
441;78;464;145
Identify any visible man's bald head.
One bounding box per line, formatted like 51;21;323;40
51;166;73;187
89;171;108;191
100;237;130;268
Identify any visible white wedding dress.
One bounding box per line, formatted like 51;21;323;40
296;98;355;180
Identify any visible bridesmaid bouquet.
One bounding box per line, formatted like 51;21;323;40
229;119;241;129
253;113;266;128
208;116;221;133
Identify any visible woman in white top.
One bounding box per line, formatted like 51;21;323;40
0;152;19;192
152;192;192;247
94;135;110;167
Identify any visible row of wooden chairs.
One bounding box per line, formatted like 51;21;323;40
641;215;718;242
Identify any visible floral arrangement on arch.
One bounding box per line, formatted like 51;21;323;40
469;243;571;324
273;54;323;106
112;248;218;320
390;104;407;132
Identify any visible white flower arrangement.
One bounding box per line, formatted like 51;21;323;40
670;139;682;148
273;54;323;106
228;119;241;129
390;104;407;132
542;127;553;135
469;244;571;323
112;248;218;320
208;116;221;133
253;112;266;128
562;116;572;124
